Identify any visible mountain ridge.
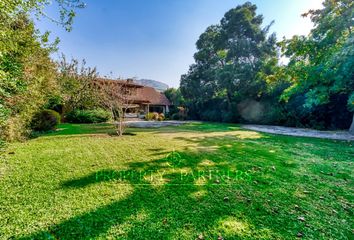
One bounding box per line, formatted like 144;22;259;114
134;79;169;92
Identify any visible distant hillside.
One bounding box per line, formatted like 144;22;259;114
134;79;169;92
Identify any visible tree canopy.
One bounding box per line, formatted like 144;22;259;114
279;0;354;131
0;0;83;140
180;0;354;132
180;2;278;122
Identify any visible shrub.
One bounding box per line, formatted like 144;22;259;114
171;112;187;121
31;110;61;132
170;107;188;121
145;112;155;121
259;103;286;125
200;110;222;122
157;113;165;121
66;109;111;123
221;111;236;123
145;112;165;121
145;112;158;121
171;113;180;120
44;95;63;114
153;112;159;120
0;139;6;151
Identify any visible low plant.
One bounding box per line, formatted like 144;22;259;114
145;112;154;121
157;113;165;121
171;107;187;121
66;109;111;123
145;112;165;121
31;110;61;132
145;112;157;121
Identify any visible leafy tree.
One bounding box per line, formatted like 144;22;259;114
0;0;84;140
164;88;184;107
164;88;185;119
0;0;84;32
180;2;278;122
95;80;133;136
55;55;99;115
279;0;354;132
0;14;57;140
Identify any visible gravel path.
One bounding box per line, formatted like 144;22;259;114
125;120;354;141
242;124;354;141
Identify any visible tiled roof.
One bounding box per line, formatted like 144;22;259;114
136;86;171;106
95;78;171;106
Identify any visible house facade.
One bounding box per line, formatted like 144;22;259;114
96;78;171;118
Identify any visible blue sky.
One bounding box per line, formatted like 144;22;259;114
35;0;323;87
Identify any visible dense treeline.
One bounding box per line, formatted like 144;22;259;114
0;0;98;142
179;1;354;132
1;0;353;143
0;0;136;142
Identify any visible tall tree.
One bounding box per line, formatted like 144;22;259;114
0;14;57;140
180;2;278;122
56;55;99;115
164;88;184;107
94;80;133;136
280;0;354;133
0;0;84;140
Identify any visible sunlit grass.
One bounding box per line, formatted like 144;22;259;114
0;122;353;239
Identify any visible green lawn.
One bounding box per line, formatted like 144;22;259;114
0;123;353;239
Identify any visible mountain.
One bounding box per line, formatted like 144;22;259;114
134;79;169;92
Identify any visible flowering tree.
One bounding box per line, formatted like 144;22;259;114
94;80;132;136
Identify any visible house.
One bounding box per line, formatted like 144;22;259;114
95;78;171;118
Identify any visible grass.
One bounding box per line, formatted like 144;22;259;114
0;122;353;239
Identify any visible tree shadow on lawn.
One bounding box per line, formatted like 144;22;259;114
35;124;140;141
18;132;351;239
42;122;242;138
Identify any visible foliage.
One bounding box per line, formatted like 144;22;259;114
157;113;165;121
1;122;353;239
170;107;188;121
180;1;353;131
145;112;164;121
279;0;354;131
0;0;84;141
65;109;111;123
0;14;58;140
180;2;278;123
56;56;99;115
164;88;185;107
44;95;63;113
30;109;60;132
0;0;85;32
145;112;155;121
164;88;185;118
95;80;133;136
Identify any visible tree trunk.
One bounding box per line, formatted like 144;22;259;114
119;119;123;136
226;91;232;112
349;114;354;135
